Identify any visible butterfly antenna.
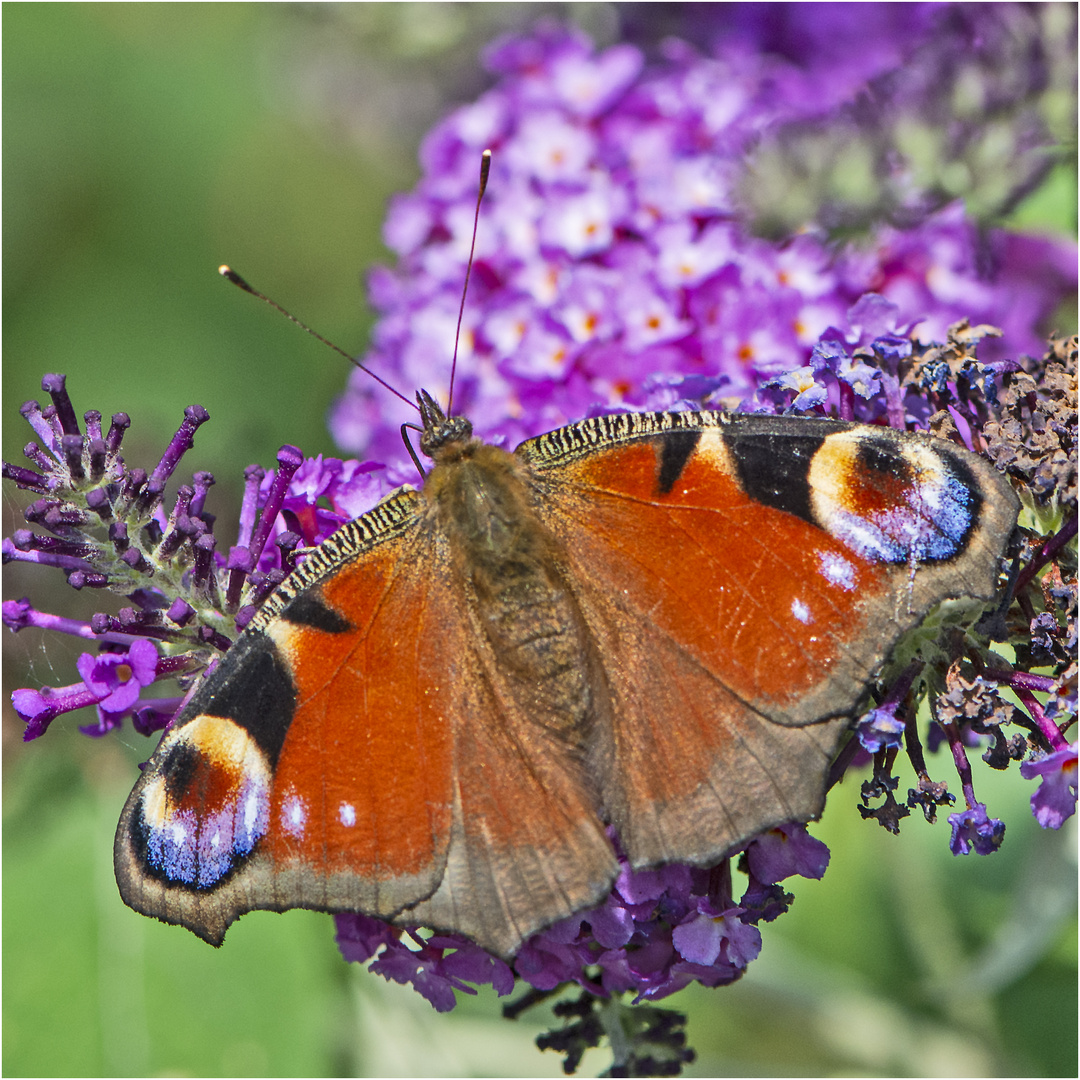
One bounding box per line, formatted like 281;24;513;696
218;265;417;412
446;149;491;419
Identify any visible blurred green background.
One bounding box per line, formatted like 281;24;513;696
4;5;1076;1076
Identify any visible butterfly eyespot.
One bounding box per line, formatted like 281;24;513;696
809;432;978;564
134;715;272;889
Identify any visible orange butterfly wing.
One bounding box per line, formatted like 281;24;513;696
520;411;1017;868
115;488;615;957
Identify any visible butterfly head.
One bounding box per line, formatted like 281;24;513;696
417;389;474;461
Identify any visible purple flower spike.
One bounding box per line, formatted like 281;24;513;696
1020;743;1079;830
948;802;1006;856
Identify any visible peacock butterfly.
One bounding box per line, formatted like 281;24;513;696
114;390;1018;959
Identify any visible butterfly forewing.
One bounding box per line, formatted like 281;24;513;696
114;491;456;940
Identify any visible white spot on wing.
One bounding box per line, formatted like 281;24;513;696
339;802;356;828
281;791;308;837
818;551;856;591
791;598;812;624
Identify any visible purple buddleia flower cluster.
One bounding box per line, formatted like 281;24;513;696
622;3;1071;236
3;13;1076;1071
335;822;828;1013
3;380;394;740
328;18;1076;467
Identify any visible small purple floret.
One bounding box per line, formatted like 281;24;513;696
745;823;831;883
75;638;160;716
672;906;762;969
1020;744;1078;830
764;367;829;411
857;706;907;753
948;802;1006;855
